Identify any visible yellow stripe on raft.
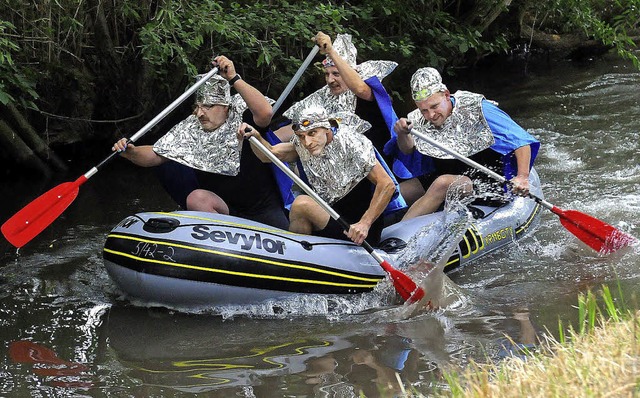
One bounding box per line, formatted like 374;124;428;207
105;234;382;287
516;204;541;234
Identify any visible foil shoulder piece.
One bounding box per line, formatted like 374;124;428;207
294;127;376;204
283;88;356;121
153;94;250;175
409;90;495;159
356;60;397;82
332;111;372;135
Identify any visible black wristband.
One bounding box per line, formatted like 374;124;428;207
228;74;242;86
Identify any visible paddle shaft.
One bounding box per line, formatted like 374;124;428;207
272;46;320;114
248;135;425;303
248;136;385;262
85;67;220;182
408;129;556;211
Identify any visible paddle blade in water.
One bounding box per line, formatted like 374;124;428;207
1;180;82;248
553;207;637;254
379;260;425;303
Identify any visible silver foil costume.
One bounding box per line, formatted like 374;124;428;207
153;93;248;176
408;91;496;159
293;113;376;205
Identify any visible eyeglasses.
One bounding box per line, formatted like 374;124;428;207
194;103;214;112
292;119;313;131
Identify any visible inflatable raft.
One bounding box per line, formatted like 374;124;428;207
103;169;543;307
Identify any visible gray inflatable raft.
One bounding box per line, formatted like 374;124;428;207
103;169;543;307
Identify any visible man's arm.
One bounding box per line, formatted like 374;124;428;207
239;123;299;163
314;32;374;101
215;55;273;127
347;162;395;244
481;99;537;195
511;145;532;195
393;118;416;154
112;138;166;167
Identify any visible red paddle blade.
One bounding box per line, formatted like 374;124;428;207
552;207;637;254
380;260;425;303
1;180;83;248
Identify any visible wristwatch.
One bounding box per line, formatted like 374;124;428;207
229;74;242;86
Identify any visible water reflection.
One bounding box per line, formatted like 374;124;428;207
104;306;436;395
101;306;547;396
9;341;94;388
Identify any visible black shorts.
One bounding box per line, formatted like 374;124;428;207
315;216;384;246
312;179;384;246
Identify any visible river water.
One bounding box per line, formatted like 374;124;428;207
1;53;639;397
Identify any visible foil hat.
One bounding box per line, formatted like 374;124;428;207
195;73;231;106
322;34;357;69
411;67;448;102
292;105;335;132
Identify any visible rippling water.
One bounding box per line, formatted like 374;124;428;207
1;54;638;397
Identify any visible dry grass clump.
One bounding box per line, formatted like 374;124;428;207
438;288;640;398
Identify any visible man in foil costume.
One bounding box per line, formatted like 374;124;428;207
112;55;289;230
241;106;395;246
393;67;540;220
267;32;415;216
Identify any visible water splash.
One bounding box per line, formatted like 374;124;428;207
378;203;474;318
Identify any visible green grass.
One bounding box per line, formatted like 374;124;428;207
431;284;640;398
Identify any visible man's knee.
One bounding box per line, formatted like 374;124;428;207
186;189;206;210
290;195;314;216
432;174;471;193
186;189;229;213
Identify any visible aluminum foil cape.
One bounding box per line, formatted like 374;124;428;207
293;112;376;205
283;33;397;120
153;94;249;176
408;91;495;159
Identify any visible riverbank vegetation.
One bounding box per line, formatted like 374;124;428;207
0;0;638;175
435;285;640;397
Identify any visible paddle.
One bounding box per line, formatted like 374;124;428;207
246;130;424;303
408;127;637;254
2;67;220;248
